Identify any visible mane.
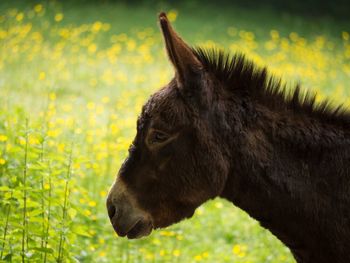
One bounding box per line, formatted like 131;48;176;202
192;47;350;129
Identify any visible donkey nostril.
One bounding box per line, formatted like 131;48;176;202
106;198;116;219
108;205;116;219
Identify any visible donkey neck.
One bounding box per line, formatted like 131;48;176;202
219;99;350;263
193;48;350;261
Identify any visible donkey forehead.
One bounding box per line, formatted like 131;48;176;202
139;84;189;128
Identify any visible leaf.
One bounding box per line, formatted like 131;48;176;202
3;192;13;200
15;186;34;191
28;209;43;217
30;247;54;254
10;223;24;231
28;163;45;170
28;217;44;223
0;186;11;191
67;255;80;263
72;225;91;237
19;199;40;208
68;208;77;219
3;253;12;261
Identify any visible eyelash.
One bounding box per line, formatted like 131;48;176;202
149;130;169;144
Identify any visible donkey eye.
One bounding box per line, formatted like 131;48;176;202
149;130;169;144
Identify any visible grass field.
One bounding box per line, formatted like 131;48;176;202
0;1;349;262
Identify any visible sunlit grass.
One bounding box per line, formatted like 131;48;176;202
0;1;349;262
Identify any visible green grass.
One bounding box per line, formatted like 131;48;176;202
0;1;349;262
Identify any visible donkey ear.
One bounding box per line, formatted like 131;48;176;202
158;12;203;88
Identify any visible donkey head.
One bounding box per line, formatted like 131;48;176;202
106;13;230;239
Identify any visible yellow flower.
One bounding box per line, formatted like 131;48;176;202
99;190;107;197
38;71;46;80
160;230;175;237
232;244;247;258
289;32;299;42
270;30;279;40
88;43;97;54
196;207;204;215
126;39;136;51
29;136;40;145
194;255;202;261
34;4;43;13
102;69;115;85
88;201;96;207
19;138;26;145
0;30;7;39
75;128;82;134
57;143;65;152
92;21;103;32
101;96;110;104
173;249;180;257
0;135;8;142
47;130;59;138
96;105;104;114
86;102;95;110
54;13;64;22
279;255;287;260
215;201;223;208
233;244;241;254
145;253;154;260
48;140;55;147
0;158;6;165
84;209;91;216
16;13;24;22
62;104;72;112
167;10;178;22
109;123;119;134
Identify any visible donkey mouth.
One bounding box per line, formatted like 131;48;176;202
126;219;153;239
112;218;153;239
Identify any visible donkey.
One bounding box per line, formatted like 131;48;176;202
106;13;350;263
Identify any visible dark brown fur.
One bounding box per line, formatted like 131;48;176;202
107;13;350;263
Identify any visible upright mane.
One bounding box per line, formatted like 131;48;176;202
192;47;350;129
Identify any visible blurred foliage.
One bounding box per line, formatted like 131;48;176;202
47;0;350;18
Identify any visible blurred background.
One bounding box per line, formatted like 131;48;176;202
0;0;349;262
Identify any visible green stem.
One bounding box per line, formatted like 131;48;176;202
43;163;52;263
21;119;29;263
42;90;51;262
39;138;45;258
1;191;12;259
57;144;73;263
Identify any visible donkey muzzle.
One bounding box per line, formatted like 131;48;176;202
106;180;153;239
